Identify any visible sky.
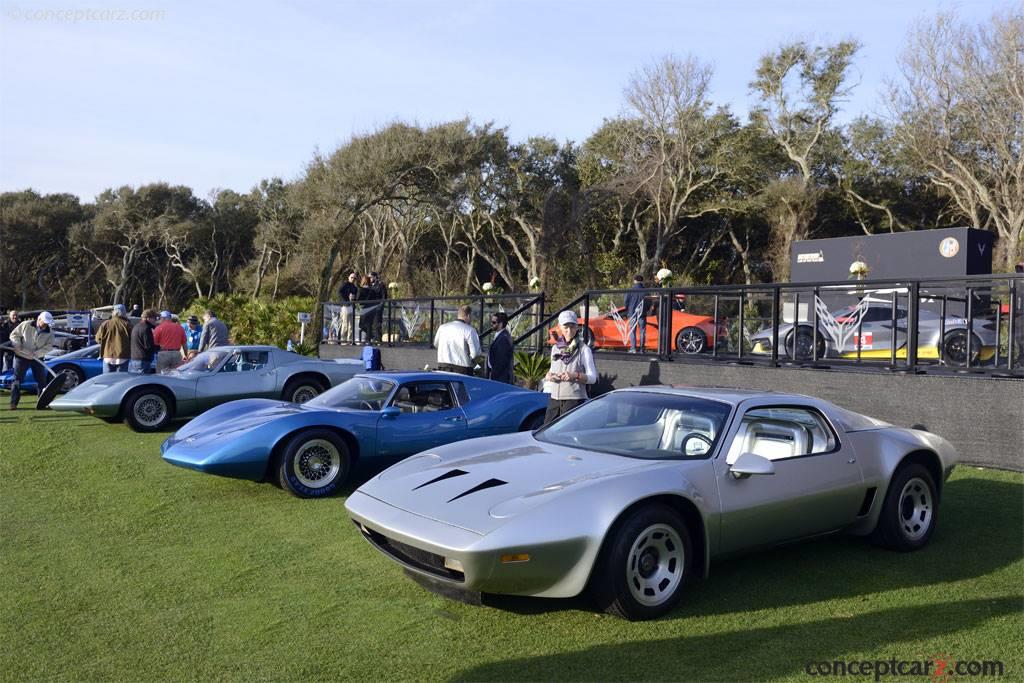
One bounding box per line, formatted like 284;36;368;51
0;0;1012;202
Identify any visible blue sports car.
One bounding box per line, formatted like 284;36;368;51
160;372;550;498
0;344;103;393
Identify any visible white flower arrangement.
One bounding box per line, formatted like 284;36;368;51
387;281;400;290
529;276;541;289
849;261;870;279
482;282;495;292
656;268;673;286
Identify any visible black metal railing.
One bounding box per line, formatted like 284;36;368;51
320;292;545;351
516;274;1022;377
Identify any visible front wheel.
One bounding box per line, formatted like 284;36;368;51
277;429;351;498
871;463;939;551
124;388;174;432
675;327;707;354
785;327;826;361
590;503;692;620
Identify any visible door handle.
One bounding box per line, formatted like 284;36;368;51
444;416;464;422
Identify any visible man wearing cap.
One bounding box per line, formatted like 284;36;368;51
130;309;159;374
182;315;203;358
154;310;187;372
433;304;482;375
95;304;132;373
543;310;598;423
8;312;55;409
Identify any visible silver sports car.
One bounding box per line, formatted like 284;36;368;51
51;345;363;432
346;387;958;620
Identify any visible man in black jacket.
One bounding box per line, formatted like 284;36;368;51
1;309;19;372
487;312;515;384
129;309;158;374
363;272;388;343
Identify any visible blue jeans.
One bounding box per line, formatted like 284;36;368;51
629;316;646;350
129;359;153;374
104;362;129;373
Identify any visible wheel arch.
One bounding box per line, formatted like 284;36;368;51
282;371;331;395
895;449;944;500
591;494;709;584
518;408;546;431
263;424;360;482
120;384;177;419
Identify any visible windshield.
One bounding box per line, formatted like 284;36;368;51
176;349;231;373
535;391;732;460
306;377;395;411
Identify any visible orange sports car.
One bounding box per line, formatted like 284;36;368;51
549;297;729;354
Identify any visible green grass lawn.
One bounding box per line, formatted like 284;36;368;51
1;398;1021;682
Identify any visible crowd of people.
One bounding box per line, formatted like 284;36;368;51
334;270;389;344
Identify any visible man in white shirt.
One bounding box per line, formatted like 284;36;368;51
434;304;482;375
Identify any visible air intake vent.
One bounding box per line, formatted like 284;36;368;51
857;487;877;517
413;469;468;490
448;478;507;503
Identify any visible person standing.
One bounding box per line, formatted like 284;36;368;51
130;309;159;374
1;309;19;372
182;315;203;358
623;274;647;353
486;312;514;384
543;310;598;424
153;310;187;372
433;304;482;375
363;271;388;343
95;304;131;373
198;310;229;351
9;312;55;410
339;270;359;344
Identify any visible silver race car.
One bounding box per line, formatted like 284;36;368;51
51;345;363;432
347;387;958;620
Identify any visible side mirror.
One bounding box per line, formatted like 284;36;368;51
729;452;775;479
381;406;400;419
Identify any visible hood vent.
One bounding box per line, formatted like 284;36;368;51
412;469;468;490
447;478;507;503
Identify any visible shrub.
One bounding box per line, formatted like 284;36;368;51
184;294;317;348
513;351;550;390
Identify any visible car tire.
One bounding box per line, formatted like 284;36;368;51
277;429;351;498
123;387;174;432
675;327;707;355
519;410;545;432
940;330;982;366
871;463;939;552
785;326;826;361
590;503;692;621
283;377;326;404
53;364;85;392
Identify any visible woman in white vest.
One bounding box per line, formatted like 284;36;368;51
543;310;598;424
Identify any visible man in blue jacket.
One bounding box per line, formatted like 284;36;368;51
487;312;514;383
623;274;647;353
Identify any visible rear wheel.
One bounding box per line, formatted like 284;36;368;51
53;364;85;392
590;503;692;620
785;326;826;360
871;464;938;551
675;327;707;355
519;410;545;432
283;377;326;403
124;388;174;432
940;330;982;366
277;429;351;498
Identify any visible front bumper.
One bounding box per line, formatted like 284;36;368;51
160;437;269;481
346;490;588;598
49;396;120;417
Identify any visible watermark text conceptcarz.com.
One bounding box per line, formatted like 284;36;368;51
804;656;1005;681
5;6;166;22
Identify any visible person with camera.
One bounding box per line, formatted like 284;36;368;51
543;310;598;423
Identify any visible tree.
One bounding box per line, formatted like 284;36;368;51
888;10;1024;270
750;40;860;278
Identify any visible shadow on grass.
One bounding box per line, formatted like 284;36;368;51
456;476;1023;619
451;598;1021;682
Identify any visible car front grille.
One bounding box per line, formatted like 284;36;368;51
356;522;465;583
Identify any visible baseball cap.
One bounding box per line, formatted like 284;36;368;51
160;310;173;319
557;310;578;326
37;311;54;325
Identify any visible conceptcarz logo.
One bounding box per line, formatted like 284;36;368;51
804;656;1005;681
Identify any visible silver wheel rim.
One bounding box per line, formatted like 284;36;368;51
292;439;341;489
678;330;704;354
292;385;319;403
60;369;80;390
133;394;167;427
898;477;933;541
626;523;685;607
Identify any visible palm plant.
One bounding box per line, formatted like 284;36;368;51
513;351;550;390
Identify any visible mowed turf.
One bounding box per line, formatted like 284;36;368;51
1;398;1021;682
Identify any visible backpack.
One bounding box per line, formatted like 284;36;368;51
361;345;382;371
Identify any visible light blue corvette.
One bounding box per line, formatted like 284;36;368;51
160;372;550;498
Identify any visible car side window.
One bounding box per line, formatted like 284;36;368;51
452;381;470;405
726;406;837;464
389;381;456;414
219;351;269;373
